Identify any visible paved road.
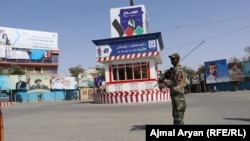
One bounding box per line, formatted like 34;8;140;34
2;91;250;141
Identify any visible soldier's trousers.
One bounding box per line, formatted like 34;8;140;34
170;92;186;125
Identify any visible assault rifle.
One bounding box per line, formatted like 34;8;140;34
155;67;174;91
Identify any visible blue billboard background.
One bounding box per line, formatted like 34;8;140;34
204;59;229;84
94;77;105;87
0;75;16;90
31;49;50;60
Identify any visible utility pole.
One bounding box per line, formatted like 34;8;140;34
130;0;134;6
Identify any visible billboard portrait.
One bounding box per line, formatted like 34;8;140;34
228;62;244;81
78;74;94;88
204;59;229;84
15;75;27;90
243;61;250;77
30;49;52;60
27;75;51;93
0;26;57;60
0;30;11;58
51;77;75;90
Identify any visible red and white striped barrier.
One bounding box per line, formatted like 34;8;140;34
92;88;170;104
97;51;160;62
0;102;12;106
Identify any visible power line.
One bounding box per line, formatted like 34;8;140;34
151;15;249;31
180;41;205;63
176;17;242;29
203;25;250;41
166;25;250;49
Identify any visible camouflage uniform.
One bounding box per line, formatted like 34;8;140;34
158;53;186;125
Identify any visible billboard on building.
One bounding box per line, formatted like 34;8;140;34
0;26;57;60
26;75;51;93
110;5;149;37
243;61;250;77
204;59;229;84
51;77;75;89
228;62;244;81
78;74;94;88
0;75;27;90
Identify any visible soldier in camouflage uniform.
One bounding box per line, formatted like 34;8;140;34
158;53;187;125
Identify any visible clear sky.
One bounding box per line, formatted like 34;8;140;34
1;0;250;75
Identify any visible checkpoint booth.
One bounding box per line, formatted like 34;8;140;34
91;4;170;104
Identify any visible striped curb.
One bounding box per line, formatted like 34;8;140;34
92;88;170;104
0;102;12;106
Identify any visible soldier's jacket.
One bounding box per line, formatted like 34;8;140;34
172;66;187;93
159;65;187;93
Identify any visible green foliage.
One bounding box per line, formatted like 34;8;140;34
0;67;4;74
8;64;25;75
197;65;205;74
182;66;195;75
99;67;105;78
69;65;84;78
228;57;240;63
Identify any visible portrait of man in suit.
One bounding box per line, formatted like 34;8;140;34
16;75;27;90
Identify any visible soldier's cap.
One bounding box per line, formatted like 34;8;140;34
35;79;42;83
169;53;180;59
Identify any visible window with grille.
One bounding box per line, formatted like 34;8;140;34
111;62;148;81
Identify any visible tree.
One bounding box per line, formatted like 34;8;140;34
69;65;84;78
197;65;205;75
182;66;195;93
8;64;25;75
0;67;5;74
243;46;250;61
182;66;195;76
69;65;85;85
228;57;241;63
244;46;250;53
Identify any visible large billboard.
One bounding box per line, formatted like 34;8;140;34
0;75;25;90
51;77;75;89
0;27;57;60
110;5;149;37
204;59;229;84
78;74;94;88
26;75;51;93
228;62;244;81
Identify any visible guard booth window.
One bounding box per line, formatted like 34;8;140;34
111;62;148;81
118;64;125;80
